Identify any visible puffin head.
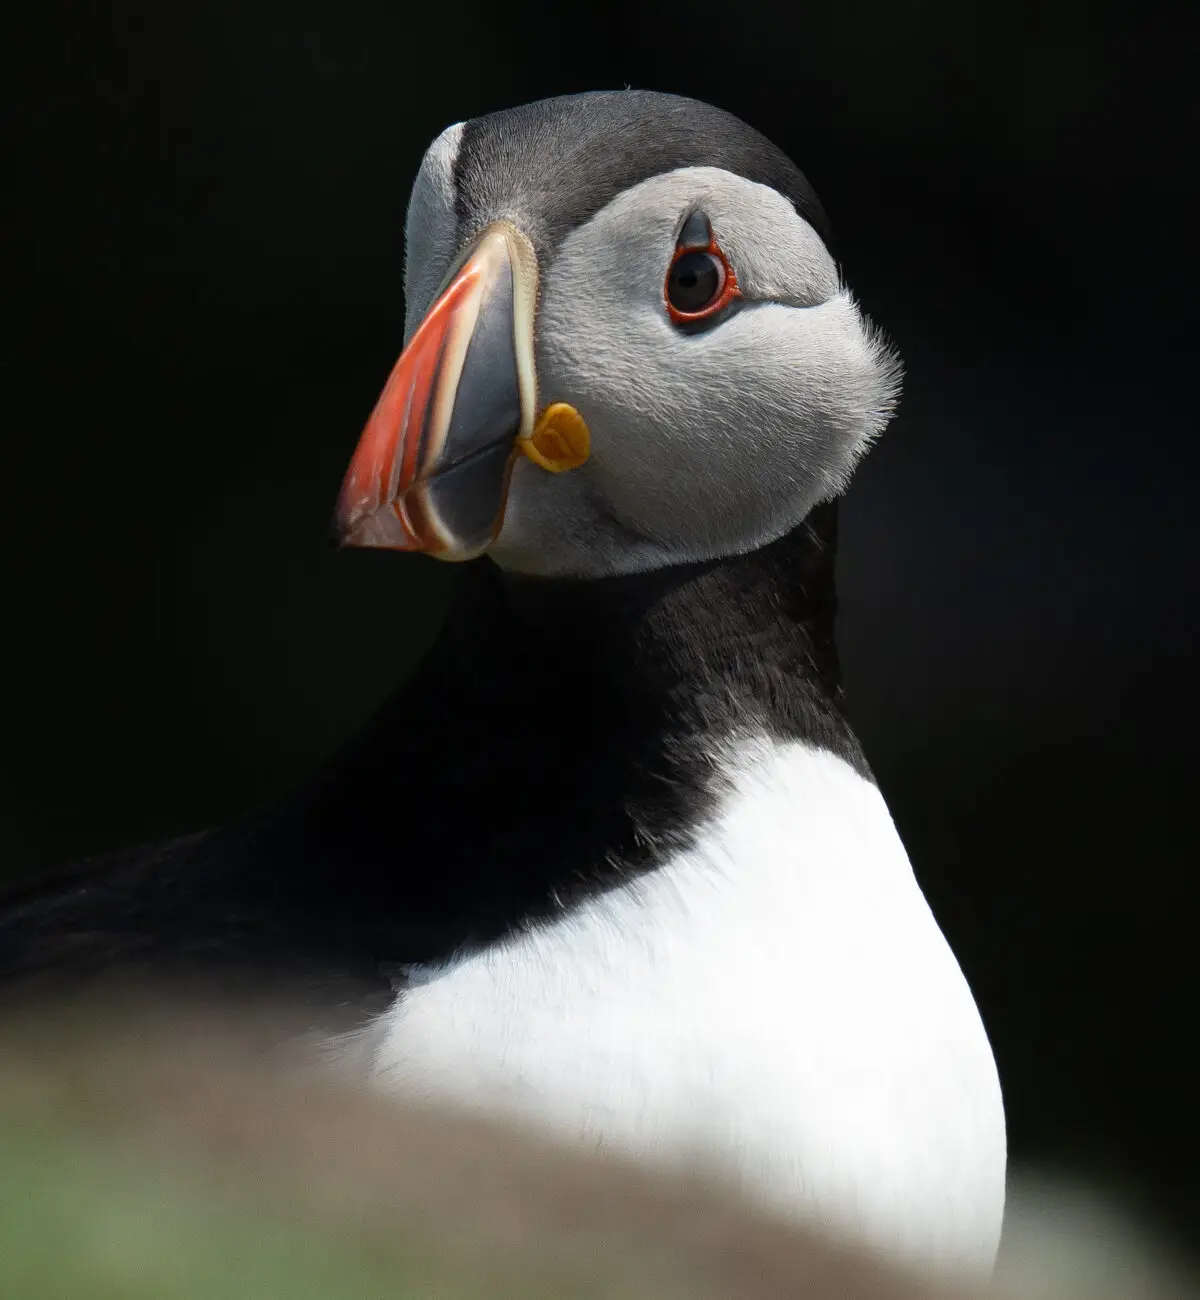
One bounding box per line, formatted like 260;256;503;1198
334;90;901;578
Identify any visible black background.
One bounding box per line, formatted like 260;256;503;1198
5;0;1197;1240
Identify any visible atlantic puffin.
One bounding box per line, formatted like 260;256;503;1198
0;91;1006;1277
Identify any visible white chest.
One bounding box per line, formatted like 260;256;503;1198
344;739;1005;1276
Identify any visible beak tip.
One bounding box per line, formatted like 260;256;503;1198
329;500;424;552
329;497;357;550
330;480;381;550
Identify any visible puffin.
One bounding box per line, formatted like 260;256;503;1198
0;91;1006;1277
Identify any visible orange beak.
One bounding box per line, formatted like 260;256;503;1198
333;222;538;560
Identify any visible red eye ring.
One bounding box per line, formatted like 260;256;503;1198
664;233;740;325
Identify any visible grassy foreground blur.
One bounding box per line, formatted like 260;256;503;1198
0;998;1192;1300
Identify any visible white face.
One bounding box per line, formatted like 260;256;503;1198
403;132;902;579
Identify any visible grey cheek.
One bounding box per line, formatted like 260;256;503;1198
494;169;901;575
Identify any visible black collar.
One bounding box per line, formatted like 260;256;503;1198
0;502;868;1013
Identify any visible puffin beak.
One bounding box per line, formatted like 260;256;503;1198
333;222;539;559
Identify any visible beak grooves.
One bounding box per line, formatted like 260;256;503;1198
334;222;538;558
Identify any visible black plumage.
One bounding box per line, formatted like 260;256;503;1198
0;503;864;1018
452;90;832;261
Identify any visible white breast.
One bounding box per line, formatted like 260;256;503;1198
343;737;1005;1277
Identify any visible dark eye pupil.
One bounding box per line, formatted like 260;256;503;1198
668;251;724;314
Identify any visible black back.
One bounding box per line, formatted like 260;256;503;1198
0;503;866;1019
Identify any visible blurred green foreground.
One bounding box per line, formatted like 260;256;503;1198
0;1001;1193;1300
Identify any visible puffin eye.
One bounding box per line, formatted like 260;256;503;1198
664;213;739;325
667;252;726;314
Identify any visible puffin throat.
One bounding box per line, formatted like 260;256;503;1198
490;501;864;766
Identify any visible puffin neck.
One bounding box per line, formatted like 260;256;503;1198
168;503;870;981
486;499;865;767
0;506;871;1002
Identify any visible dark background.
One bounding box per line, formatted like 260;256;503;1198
5;0;1196;1242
